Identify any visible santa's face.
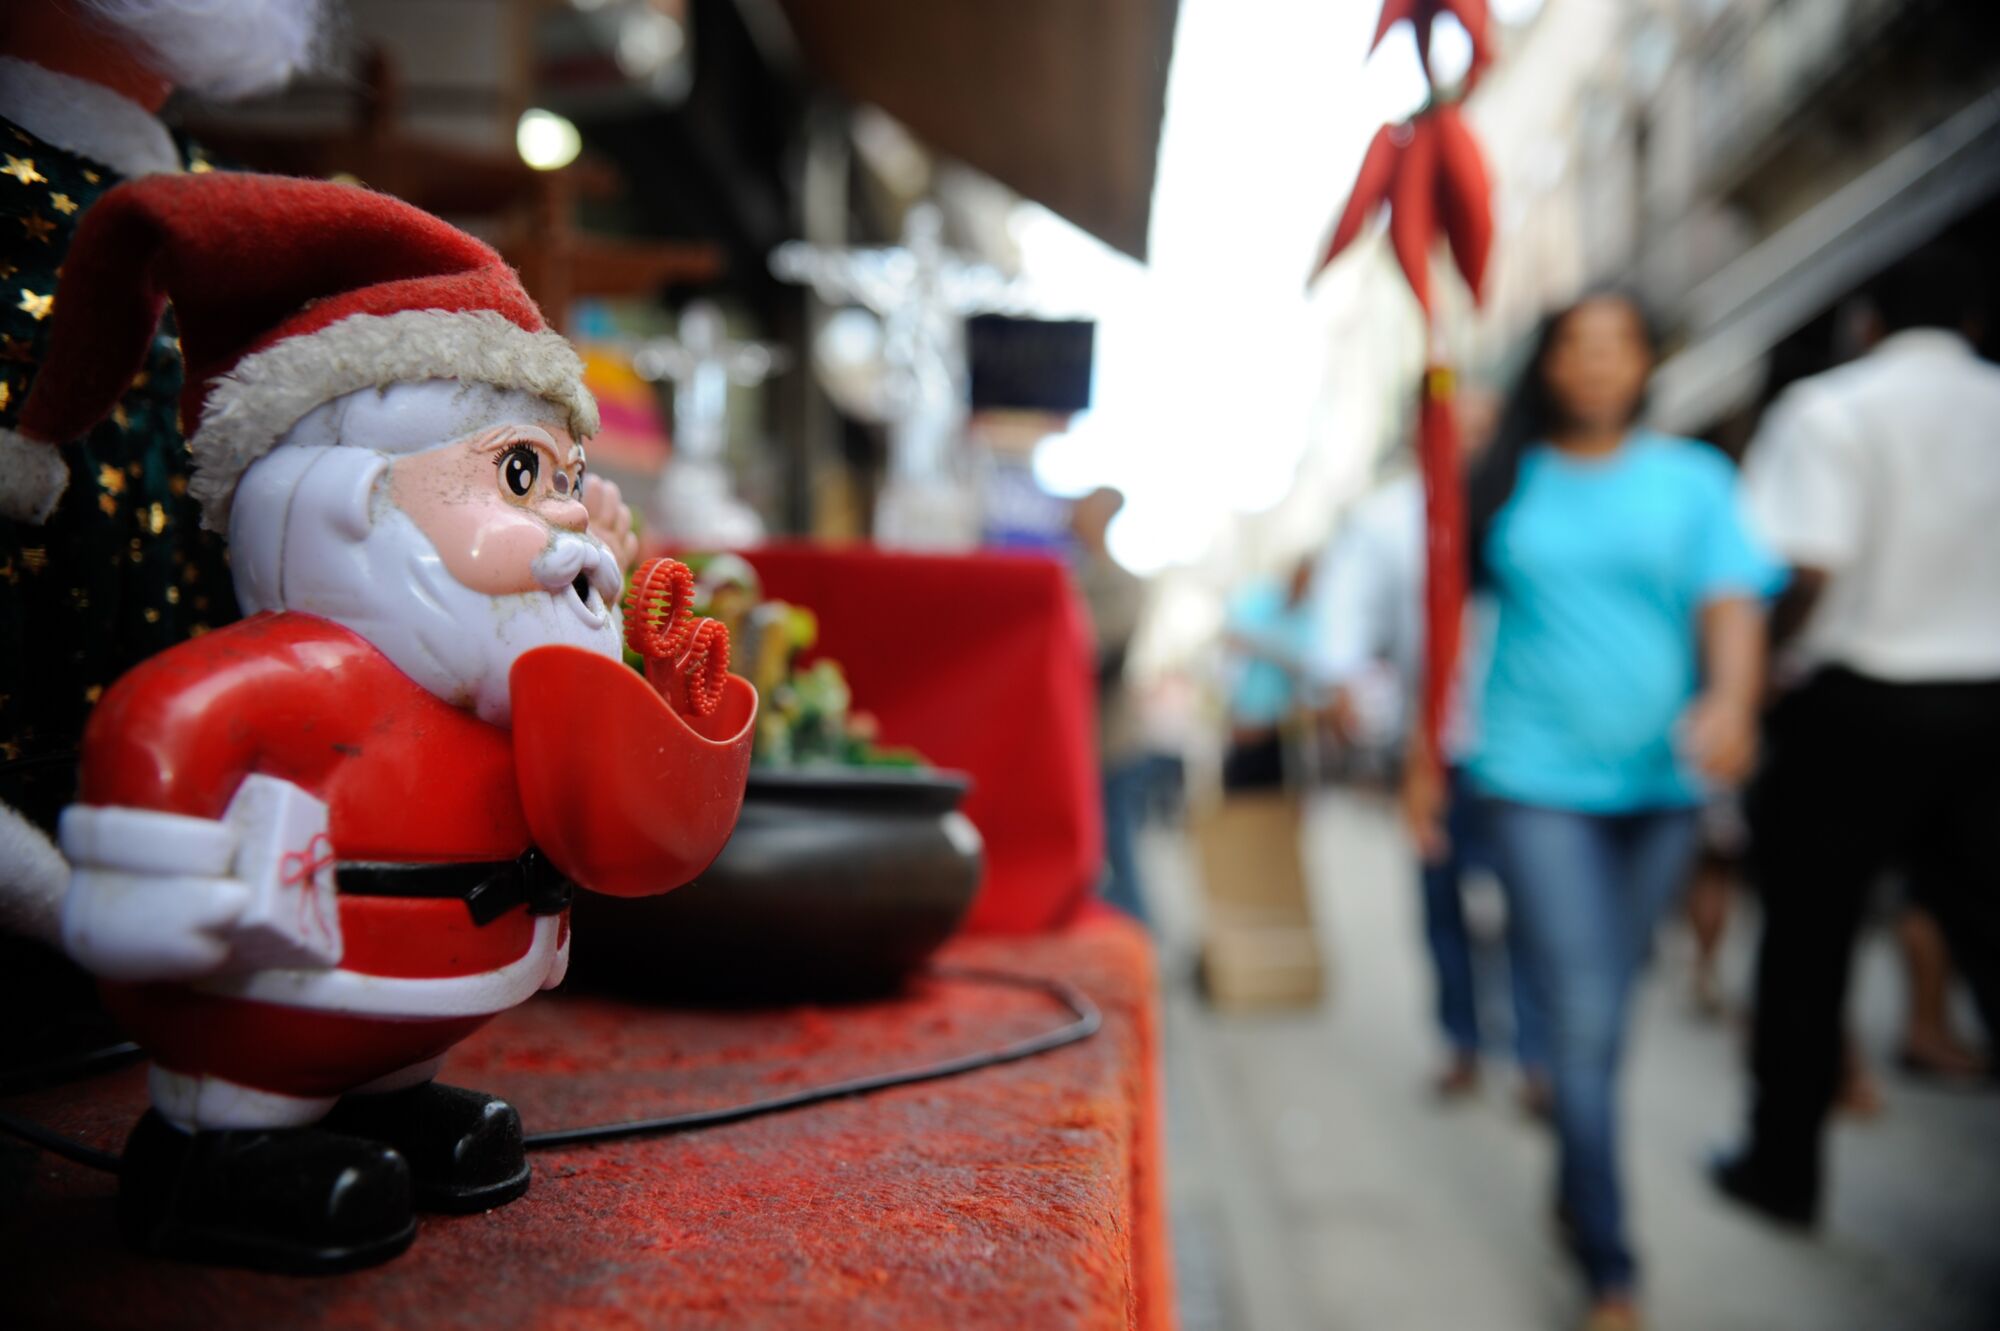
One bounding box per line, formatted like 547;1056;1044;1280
389;424;594;600
230;384;624;726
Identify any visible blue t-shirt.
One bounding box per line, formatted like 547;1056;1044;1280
1226;578;1314;728
1468;433;1784;812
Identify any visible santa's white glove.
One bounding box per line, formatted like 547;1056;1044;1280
59;805;249;983
63;868;255;982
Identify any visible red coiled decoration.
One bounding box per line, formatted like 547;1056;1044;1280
624;557;731;718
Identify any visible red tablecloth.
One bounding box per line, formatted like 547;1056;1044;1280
0;915;1171;1331
745;544;1104;935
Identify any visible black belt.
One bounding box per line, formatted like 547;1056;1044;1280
336;848;573;926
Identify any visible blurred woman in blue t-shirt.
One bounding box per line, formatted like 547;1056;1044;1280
1456;293;1782;1330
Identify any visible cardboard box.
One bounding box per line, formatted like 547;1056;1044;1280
1190;791;1312;918
1190;792;1325;1011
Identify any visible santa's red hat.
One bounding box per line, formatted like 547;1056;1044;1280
0;172;597;528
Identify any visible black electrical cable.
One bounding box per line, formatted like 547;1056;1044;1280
0;1040;143;1096
522;966;1101;1151
0;968;1101;1172
0;1105;125;1173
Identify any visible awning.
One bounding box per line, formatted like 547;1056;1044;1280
1649;88;2000;434
771;0;1181;261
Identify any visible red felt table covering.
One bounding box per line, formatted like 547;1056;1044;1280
742;544;1105;935
0;916;1172;1331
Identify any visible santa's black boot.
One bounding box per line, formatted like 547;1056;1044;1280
118;1111;416;1274
323;1082;530;1212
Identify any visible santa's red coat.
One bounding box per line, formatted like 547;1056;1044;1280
81;611;565;1098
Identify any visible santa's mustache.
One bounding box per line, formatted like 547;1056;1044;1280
530;530;623;608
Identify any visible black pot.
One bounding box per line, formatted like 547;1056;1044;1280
565;768;983;1002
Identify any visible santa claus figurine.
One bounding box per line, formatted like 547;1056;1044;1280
3;172;754;1272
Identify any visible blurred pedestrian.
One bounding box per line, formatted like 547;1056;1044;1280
1455;292;1781;1331
1714;245;2000;1227
1072;487;1152;923
1220;558;1316;791
1319;392;1548;1106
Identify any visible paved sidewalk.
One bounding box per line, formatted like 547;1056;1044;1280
1158;788;2000;1331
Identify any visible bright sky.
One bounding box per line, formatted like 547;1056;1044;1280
1013;0;1542;575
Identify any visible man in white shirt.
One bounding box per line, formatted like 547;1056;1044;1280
1714;244;2000;1228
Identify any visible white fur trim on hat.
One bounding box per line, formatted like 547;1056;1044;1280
0;425;72;525
187;309;599;531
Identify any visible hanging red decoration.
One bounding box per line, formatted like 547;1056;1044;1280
1417;368;1468;754
1310;105;1493;312
1369;0;1496;93
1432;104;1495;301
1311;1;1501;766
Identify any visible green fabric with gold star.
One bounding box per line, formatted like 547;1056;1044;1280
0;121;238;833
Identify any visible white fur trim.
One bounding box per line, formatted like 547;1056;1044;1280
194;913;564;1018
149;1066;334;1132
0;425;71;525
188;309;599;531
0;57;182;179
0;800;69;948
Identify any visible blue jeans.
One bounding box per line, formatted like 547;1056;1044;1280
1483;800;1699;1295
1100;758;1151;925
1422;769;1546;1073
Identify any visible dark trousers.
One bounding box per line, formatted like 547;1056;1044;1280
1221;730;1286;793
1744;667;2000;1203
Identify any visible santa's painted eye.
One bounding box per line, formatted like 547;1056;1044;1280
551;470;571;497
501;446;539;497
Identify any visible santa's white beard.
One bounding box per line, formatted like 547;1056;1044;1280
273;487;623;728
78;0;330;100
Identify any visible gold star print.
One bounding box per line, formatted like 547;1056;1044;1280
111;404;130;431
165;585;180;605
146;502;166;534
20;546;46;572
19;214;54;243
82;168;101;184
168;474;187;497
0;336;28;362
189;158;214;175
9;128;29;144
0;262;15;281
0;381;9;412
143;607;160;624
17;289;52;321
98;492;118;516
83;684;103;704
1;156;46;186
99;464;126;495
0;559;13;584
131;369;150;390
0;740;18;762
49;193;78;216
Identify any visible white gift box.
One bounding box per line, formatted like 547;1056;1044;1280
222;774;344;970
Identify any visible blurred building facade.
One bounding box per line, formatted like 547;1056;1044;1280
1466;0;2000;439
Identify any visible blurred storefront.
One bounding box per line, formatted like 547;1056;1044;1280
175;0;1179;541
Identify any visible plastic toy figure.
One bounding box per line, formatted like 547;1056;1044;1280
1;172;754;1272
